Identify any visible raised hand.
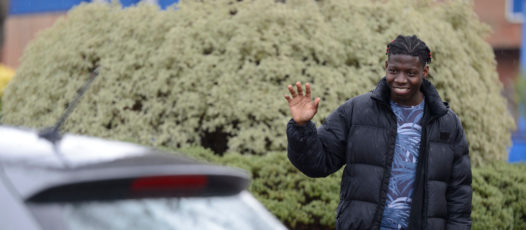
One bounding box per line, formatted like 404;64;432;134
284;82;321;126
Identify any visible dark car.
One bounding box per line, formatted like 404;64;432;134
0;125;287;230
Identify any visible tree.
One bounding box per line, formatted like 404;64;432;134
2;0;512;165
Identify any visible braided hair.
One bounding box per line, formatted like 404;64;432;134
386;35;432;67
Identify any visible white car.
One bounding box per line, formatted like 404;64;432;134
0;125;287;230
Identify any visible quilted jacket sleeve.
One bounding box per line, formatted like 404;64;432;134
446;115;472;229
286;104;348;178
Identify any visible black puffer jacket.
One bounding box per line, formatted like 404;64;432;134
286;78;472;230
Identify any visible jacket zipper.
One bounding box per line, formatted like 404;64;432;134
371;101;398;229
408;113;442;229
408;122;427;230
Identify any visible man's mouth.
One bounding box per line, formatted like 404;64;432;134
393;87;410;94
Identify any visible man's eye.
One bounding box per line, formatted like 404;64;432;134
408;72;416;76
389;69;397;74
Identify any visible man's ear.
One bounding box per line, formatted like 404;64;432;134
423;65;429;78
385;60;388;70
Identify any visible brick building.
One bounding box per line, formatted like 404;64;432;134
473;0;521;120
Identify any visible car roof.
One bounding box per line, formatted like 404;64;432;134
0;125;151;168
0;126;250;202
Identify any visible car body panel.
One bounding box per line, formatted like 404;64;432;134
0;174;41;230
0;126;250;200
0;125;287;229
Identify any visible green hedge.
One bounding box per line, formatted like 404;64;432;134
2;0;513;165
180;146;526;230
472;161;526;229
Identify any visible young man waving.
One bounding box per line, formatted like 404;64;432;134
285;35;472;230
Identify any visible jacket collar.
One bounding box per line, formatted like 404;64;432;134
370;77;449;118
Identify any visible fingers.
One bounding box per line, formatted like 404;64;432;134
286;82;314;101
284;95;291;103
287;84;297;98
314;97;321;110
295;81;303;96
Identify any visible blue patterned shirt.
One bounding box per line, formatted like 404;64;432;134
380;99;425;230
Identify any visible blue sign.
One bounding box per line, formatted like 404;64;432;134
158;0;179;9
512;0;522;13
9;0;87;14
9;0;179;15
509;0;524;22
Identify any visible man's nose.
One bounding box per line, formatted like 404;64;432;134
394;74;408;83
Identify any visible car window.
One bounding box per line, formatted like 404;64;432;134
29;192;287;230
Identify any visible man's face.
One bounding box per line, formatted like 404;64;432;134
385;54;429;106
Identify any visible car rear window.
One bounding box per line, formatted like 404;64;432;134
28;192;286;230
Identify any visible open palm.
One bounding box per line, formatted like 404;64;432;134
284;82;320;126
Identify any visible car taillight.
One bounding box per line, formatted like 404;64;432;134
131;175;207;191
27;174;246;203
